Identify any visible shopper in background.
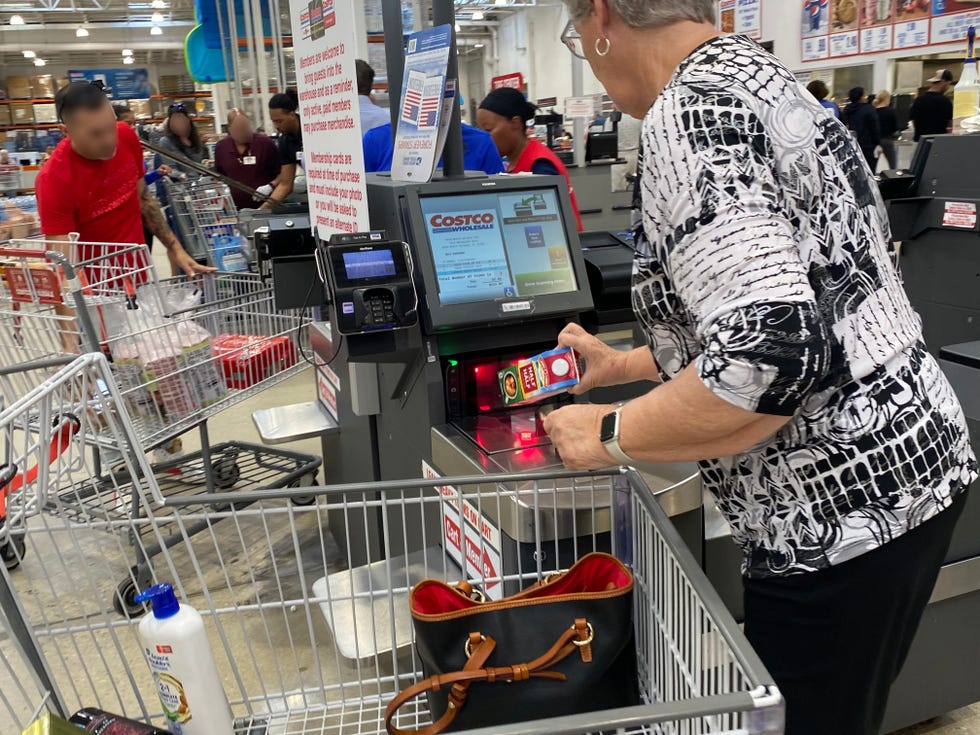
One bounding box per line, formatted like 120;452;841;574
261;90;304;210
873;90;900;171
910;69;955;141
476;87;583;231
805;79;839;118
156;103;207;177
547;3;975;734
356;59;391;133
362;120;505;175
36;81;210;275
114;103;170;250
842;86;881;170
213;109;280;210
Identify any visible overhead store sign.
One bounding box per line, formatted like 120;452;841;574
802;0;980;63
717;0;761;39
289;0;369;238
67;69;153;100
491;72;524;91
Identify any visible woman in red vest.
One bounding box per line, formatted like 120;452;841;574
476;88;584;231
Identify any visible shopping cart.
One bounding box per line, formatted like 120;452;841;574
163;177;249;270
0;241;321;587
0;356;785;735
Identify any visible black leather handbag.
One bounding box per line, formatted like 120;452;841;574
385;552;640;735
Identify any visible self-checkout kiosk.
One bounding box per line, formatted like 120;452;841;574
309;173;701;578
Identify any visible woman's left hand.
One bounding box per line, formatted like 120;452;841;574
543;403;618;471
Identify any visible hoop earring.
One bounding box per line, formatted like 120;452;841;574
595;37;611;56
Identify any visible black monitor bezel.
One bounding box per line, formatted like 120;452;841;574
400;176;593;331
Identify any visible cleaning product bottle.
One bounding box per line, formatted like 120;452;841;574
69;708;170;734
134;583;234;735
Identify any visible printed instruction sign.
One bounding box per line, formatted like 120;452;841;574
422;461;504;600
289;0;369;238
942;201;978;229
391;25;453;182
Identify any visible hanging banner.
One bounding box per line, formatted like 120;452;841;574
491;72;525;91
391;24;452;182
289;0;369;238
67;69;153;100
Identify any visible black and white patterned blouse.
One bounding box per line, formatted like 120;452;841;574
634;34;977;579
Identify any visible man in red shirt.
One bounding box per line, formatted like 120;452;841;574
36;81;211;276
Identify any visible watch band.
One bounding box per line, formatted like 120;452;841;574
603;436;635;466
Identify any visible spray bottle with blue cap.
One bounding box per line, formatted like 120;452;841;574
134;583;234;735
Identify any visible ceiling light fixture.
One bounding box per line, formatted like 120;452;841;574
151;11;163;22
150;25;162;34
495;0;507;5
10;14;25;24
454;22;460;32
76;26;89;37
34;58;46;67
123;56;134;64
474;43;484;48
471;10;484;20
122;48;134;56
151;0;167;7
23;50;35;58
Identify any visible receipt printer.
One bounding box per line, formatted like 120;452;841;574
323;231;418;335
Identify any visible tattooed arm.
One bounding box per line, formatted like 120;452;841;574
138;177;215;275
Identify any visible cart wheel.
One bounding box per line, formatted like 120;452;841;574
288;473;318;506
114;576;147;618
1;535;26;571
211;457;241;490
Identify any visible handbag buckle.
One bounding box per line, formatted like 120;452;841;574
464;634;487;658
571;621;594;647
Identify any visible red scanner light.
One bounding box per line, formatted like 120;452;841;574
480;405;491;412
520;430;534;442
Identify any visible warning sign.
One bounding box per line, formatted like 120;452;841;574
943;201;977;229
422;461;503;600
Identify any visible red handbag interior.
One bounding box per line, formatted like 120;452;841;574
413;555;631;615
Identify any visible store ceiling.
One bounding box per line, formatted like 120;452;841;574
0;0;528;68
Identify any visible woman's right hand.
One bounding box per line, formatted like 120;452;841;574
558;323;627;395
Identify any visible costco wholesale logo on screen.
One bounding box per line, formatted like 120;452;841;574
429;212;496;231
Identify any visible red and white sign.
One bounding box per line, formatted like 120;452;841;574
942;201;978;229
423;461;503;600
491;72;524;91
317;366;338;419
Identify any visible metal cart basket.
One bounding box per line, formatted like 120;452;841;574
0;354;784;735
163;177;246;269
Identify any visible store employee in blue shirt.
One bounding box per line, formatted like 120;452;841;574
362;121;505;175
357;60;392;133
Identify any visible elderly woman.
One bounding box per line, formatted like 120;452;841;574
542;2;977;733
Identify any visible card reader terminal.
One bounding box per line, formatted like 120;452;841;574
324;232;418;335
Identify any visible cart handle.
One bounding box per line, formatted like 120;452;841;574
0;414;81;518
0;247;52;259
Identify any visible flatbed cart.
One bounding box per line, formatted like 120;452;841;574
0;241;321;594
0;355;784;735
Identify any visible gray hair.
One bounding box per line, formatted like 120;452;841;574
565;0;715;27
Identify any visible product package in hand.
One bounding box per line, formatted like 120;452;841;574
498;347;580;406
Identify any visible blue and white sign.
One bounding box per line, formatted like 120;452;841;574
391;24;452;183
67;68;153;100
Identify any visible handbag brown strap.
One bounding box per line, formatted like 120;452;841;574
385;618;593;735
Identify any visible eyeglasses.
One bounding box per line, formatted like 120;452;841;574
561;20;585;60
168;103;187;114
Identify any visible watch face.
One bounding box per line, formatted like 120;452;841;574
600;411;618;443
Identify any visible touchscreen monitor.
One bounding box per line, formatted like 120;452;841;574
419;187;578;306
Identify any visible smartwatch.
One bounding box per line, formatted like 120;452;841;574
599;407;634;466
